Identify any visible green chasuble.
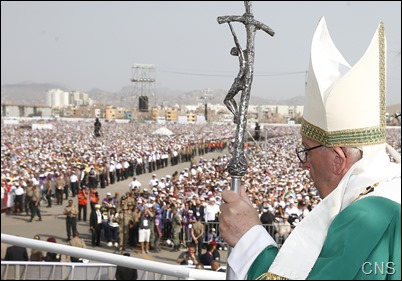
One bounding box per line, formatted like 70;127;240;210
247;197;401;280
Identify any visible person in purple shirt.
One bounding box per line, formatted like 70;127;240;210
154;208;163;253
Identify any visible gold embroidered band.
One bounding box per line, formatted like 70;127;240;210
300;119;386;147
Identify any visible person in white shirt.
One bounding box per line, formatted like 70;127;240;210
108;162;116;184
283;200;300;218
123;160;130;180
190;165;197;178
136;155;143;175
155;151;161;169
149;174;158;188
161;151;169;168
70;171;79;197
205;197;220;223
129;176;142;191
115;161;123;182
178;171;185;182
158;178;166;189
14;183;25;214
147;153;154;173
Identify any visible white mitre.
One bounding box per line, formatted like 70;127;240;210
301;17;386;148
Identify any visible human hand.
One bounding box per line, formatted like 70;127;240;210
219;188;261;247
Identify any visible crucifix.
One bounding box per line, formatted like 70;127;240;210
217;1;274;279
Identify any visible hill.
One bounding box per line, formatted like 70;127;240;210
1;82;305;107
1;82;69;106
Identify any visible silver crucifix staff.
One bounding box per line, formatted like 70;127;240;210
217;1;274;278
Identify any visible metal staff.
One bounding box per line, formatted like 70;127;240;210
217;1;274;279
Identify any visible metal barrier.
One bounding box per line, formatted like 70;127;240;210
2;233;225;280
178;221;280;248
162;220;281;249
1;262;225;280
1;261;116;280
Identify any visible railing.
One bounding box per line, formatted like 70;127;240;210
178;222;282;248
1;262;223;280
1;261;116;280
1;234;225;280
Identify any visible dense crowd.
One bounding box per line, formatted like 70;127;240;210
1;120;231;213
2;120;400;261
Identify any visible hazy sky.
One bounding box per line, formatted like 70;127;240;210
1;1;401;105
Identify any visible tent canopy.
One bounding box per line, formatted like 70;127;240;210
152;127;174;136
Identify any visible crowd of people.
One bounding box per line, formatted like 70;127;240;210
1;121;230;215
1;120;400;271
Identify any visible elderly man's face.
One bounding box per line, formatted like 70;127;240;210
300;136;340;199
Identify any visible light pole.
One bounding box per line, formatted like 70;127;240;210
200;96;208;121
204;98;208;121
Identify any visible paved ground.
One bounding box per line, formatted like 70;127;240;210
1;149;229;266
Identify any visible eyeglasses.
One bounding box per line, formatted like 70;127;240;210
295;144;323;163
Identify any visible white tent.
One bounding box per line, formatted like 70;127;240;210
152;127;174;136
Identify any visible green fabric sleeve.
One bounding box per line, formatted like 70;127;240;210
247;245;278;280
308;196;401;280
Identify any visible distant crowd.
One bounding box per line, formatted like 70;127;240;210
2;120;400;263
1;120;232;214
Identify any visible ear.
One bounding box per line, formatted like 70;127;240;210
332;147;347;175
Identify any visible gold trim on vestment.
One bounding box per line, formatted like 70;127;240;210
255;272;289;280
